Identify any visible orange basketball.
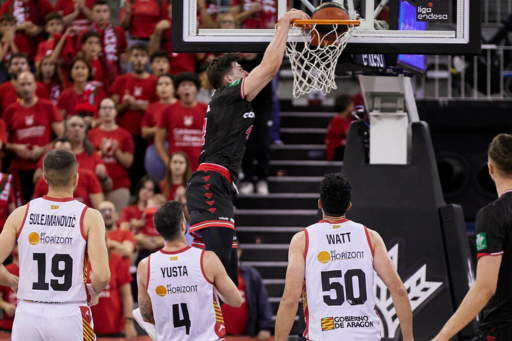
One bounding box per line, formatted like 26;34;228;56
311;2;350;46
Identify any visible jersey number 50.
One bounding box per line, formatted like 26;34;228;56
321;269;367;306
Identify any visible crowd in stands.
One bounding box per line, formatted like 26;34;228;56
0;0;280;338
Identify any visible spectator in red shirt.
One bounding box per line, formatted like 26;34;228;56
80;30;106;88
35;55;66;105
119;175;160;232
119;0;168;43
0;14;18;80
76;0;127;89
0;172;15;233
326;93;354;161
35;13;76;68
0;245;18;331
150;49;170;77
87;233;137;340
54;0;95;33
0;0;54;62
155;72;207;172
99;200;135;267
143;74;176;180
4;71;64;204
57;57;106;124
89;98;134;213
160;152;190;217
0;53;50;114
134;194;165;253
230;0;278;29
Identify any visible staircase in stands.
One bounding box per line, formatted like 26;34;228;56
234;111;342;335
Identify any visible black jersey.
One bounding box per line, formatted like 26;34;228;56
476;191;512;328
198;77;254;182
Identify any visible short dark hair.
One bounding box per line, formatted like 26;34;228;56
68;57;93;83
207;53;239;89
81;30;101;44
151;50;170;63
0;13;16;24
157;73;173;83
45;12;63;25
489;134;512;174
320;173;352;216
174;72;200;91
130;44;148;54
334;94;353;113
43;149;78;188
92;0;109;9
8;53;29;68
154;201;185;242
198;61;210;74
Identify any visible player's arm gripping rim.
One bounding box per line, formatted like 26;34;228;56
431;255;501;341
242;9;310;102
369;228;414;341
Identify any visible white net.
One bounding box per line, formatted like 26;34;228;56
286;23;357;98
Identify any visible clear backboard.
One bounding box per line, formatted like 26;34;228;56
172;0;480;55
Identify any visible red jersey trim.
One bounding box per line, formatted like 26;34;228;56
364;226;374;258
303;228;309;260
160;246;191;255
477;251;504;259
318;218;349;224
190;220;235;232
80;207;87;241
200;250;214;285
240;77;246;99
42;195;74;202
198;163;231;183
17;202;30;240
147;255;151;293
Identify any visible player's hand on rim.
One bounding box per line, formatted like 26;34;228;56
281;8;310;24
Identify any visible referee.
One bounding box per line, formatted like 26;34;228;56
432;133;512;341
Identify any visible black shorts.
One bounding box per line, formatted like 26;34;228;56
478;325;512;341
186;163;235;236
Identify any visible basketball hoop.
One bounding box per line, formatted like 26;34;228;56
286;19;360;98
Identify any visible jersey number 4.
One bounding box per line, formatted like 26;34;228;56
173;303;191;335
321;269;367;306
32;253;73;291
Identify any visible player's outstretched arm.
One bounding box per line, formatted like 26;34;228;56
371;229;414;341
275;231;305;341
202;251;242;308
431;255;501;341
137;257;155;324
243;9;310;102
0;206;26;290
85;208;110;295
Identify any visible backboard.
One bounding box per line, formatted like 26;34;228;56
172;0;480;55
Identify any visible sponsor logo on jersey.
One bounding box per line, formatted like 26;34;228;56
321;316;375;331
326;232;351;244
243;111;255;119
155;284;198;296
229;79;241;87
50;205;59;210
28;213;77;228
28;232;73;245
169;256;178;261
317;250;365;263
333;225;341;229
476;233;487;251
160;266;188;278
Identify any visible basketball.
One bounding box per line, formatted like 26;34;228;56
312;2;350;35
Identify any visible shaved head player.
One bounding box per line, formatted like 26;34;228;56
186;8;310;285
0;149;110;341
275;174;414;341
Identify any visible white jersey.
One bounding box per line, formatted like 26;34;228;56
303;219;381;341
17;196;88;304
147;246;226;341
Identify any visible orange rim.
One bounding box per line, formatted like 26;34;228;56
292;19;360;26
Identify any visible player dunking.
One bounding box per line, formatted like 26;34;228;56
0;150;110;341
275;174;414;341
137;201;242;340
432;134;512;341
186;8;310;284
